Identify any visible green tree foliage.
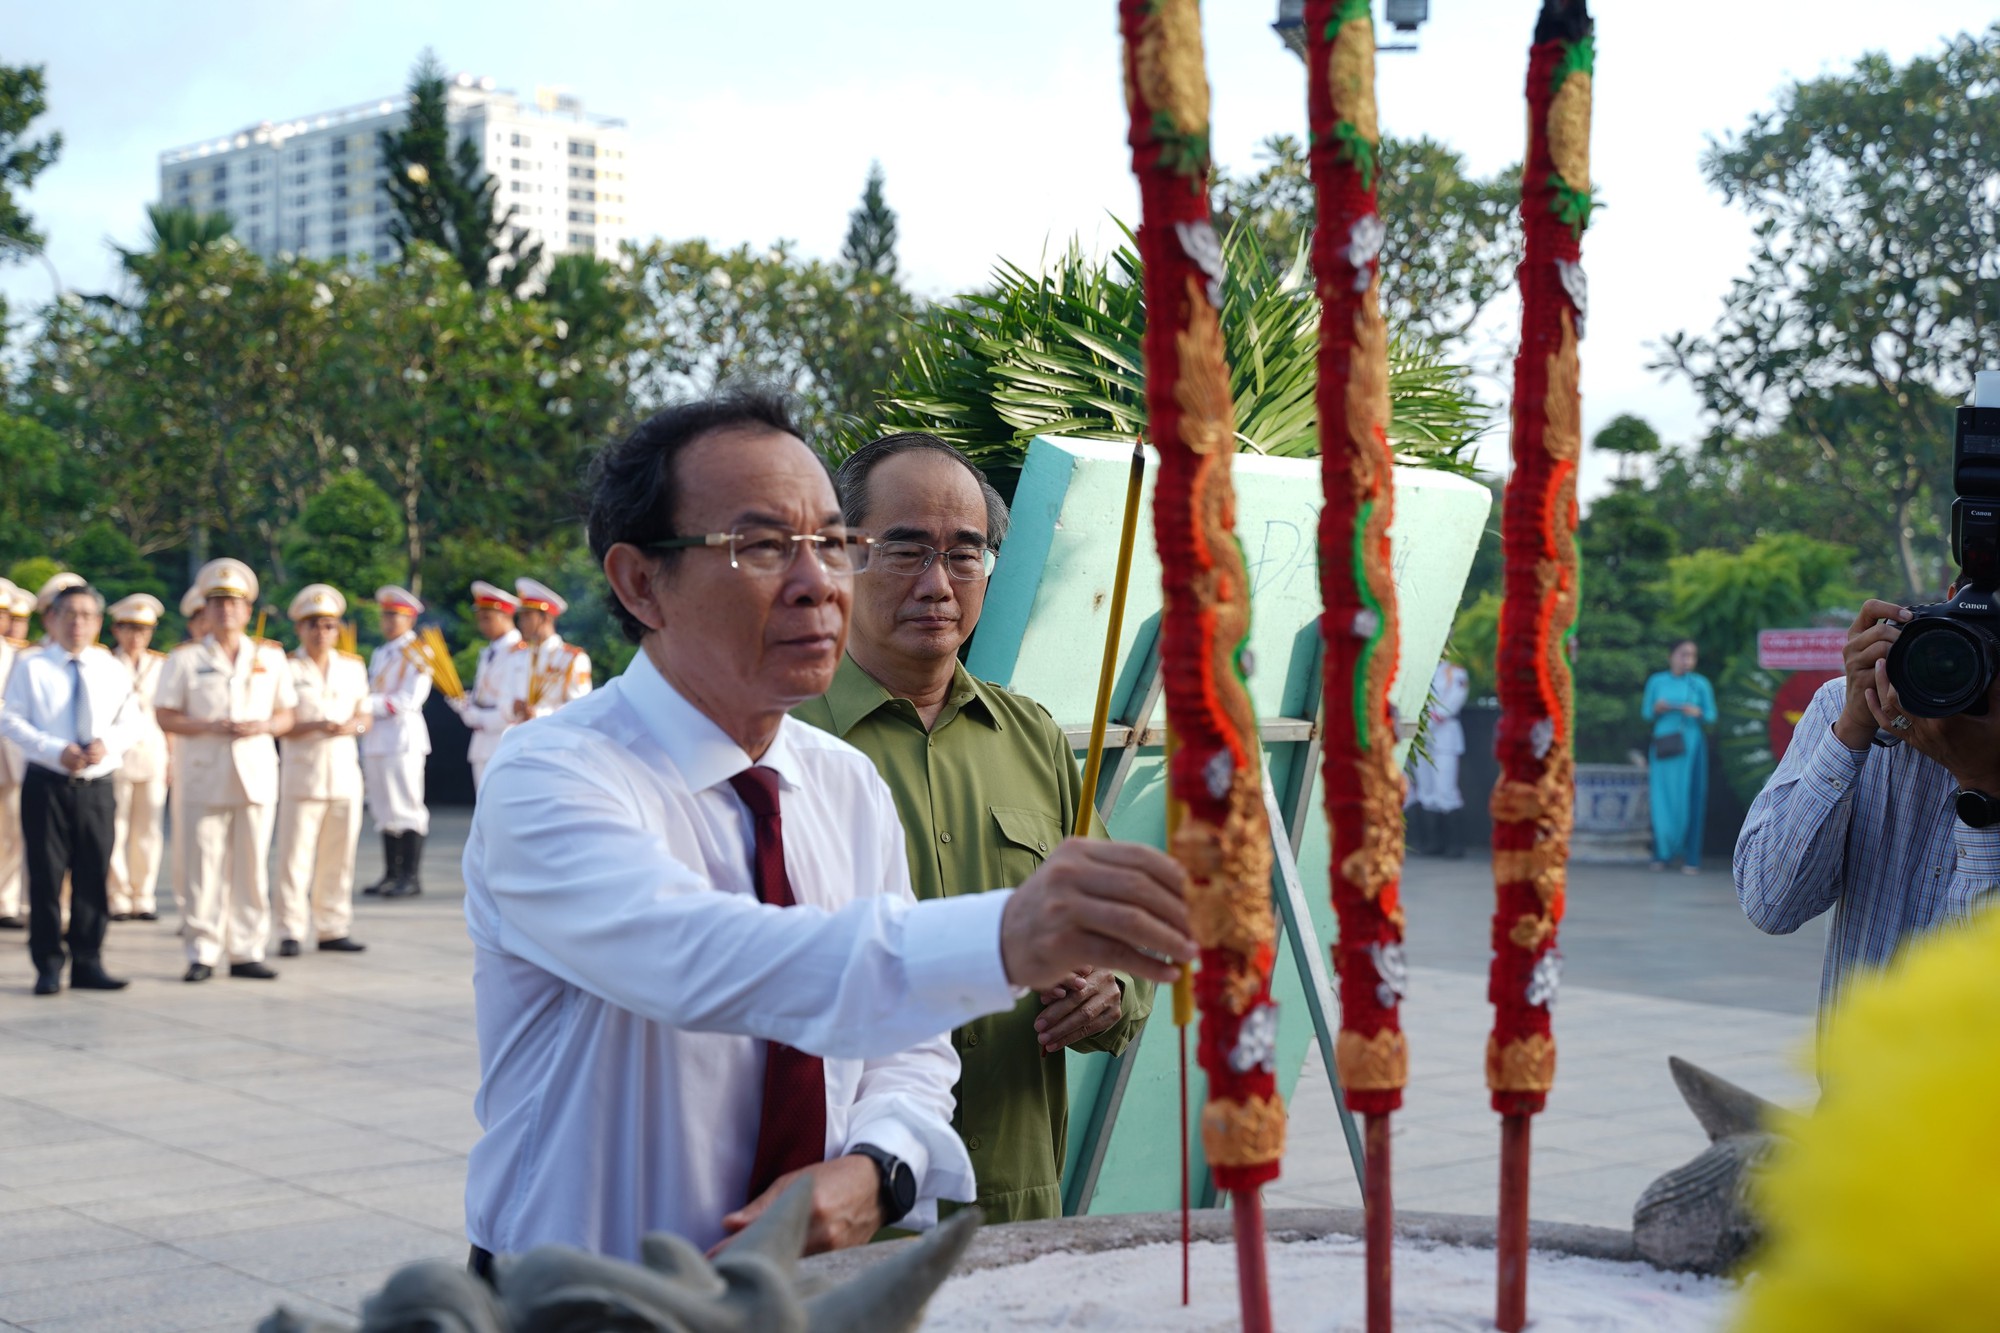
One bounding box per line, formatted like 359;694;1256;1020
1572;486;1681;762
0;410;78;564
1215;133;1520;349
841;161;899;278
1666;533;1857;672
1642;388;1954;601
864;224;1486;498
378;50;543;294
630;235;917;444
0;62;61;256
119;203;234;274
281;472;406;612
1658;24;2000;598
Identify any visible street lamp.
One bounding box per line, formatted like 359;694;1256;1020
1274;0;1428;60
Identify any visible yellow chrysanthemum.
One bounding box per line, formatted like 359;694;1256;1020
1734;904;2000;1331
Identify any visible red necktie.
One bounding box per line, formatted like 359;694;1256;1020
727;766;828;1202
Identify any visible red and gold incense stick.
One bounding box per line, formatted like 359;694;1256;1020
1305;5;1405;1329
1489;4;1592;1328
1117;3;1283;1328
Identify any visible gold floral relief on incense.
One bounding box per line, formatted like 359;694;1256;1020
1548;62;1592;195
1543;311;1582;462
1509;914;1557;952
1339;744;1404;904
1136;0;1209;135
1487;1034;1558;1094
1176;278;1235;457
1326;3;1380;146
1493;846;1568;908
1346;282;1392;485
1336;1027;1408;1092
1176;767;1276;984
1202;1092;1287;1167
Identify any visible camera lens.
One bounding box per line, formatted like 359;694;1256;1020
1888;618;1997;717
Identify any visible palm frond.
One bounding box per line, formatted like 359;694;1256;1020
843;223;1488;492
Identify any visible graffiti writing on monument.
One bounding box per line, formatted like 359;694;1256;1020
1242;504;1415;601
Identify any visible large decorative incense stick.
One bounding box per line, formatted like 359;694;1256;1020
1489;3;1592;1329
1305;5;1405;1330
1117;3;1283;1328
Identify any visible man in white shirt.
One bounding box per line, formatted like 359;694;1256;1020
465;389;1193;1268
361;586;433;899
0;582;141;995
274;585;371;957
0;577;25;931
500;577;592;724
105;594;170;921
155;559;299;983
451;581;520;793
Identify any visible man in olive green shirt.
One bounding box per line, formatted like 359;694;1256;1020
794;432;1153;1222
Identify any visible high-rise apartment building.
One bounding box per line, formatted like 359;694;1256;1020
157;74;630;273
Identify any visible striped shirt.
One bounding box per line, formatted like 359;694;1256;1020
1734;677;2000;1010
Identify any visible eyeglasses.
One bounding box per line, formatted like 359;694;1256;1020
870;541;997;581
646;524;875;577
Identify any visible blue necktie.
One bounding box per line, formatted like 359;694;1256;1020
70;657;95;747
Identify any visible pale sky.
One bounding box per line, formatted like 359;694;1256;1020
6;1;1994;492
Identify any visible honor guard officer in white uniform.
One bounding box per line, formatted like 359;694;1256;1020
105;595;169;921
0;579;25;931
501;578;592;724
362;586;432;899
155;559;298;982
274;585;370;957
166;585;211;920
452;581;520;793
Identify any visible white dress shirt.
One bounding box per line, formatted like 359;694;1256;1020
0;644;139;780
361;632;432;758
456;628;520;767
463;649;1021;1260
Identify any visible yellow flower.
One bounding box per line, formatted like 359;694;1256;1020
1734;905;2000;1331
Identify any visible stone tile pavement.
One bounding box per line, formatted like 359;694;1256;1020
0;817;1824;1330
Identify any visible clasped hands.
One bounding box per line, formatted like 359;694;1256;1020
58;740;106;772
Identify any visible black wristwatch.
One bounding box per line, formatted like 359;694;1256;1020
851;1143;917;1226
1955;788;2000;830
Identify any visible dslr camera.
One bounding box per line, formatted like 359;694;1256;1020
1886;372;2000;717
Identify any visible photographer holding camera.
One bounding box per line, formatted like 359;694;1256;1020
1736;376;2000;1013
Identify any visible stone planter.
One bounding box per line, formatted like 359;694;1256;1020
1573;763;1652;863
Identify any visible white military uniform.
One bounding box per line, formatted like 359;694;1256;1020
0;628;24;924
498;634;593;723
459;627;520;792
362;632;432;836
157;634;298;966
1410;660;1471;814
107;647;170;917
275;648;370;944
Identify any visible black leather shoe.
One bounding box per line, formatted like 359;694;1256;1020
278;939;301;958
135;911;159;922
317;937;367;953
183;963;214;983
0;916;24;930
229;961;279;980
109;912;131;922
33;963;60;996
70;960;129;991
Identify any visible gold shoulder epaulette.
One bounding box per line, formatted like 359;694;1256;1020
337;649;365;662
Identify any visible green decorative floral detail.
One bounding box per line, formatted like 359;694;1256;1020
1349;497;1388;747
1334;122;1379;193
1152;112;1212;184
1554;34;1594;90
1549;174;1596;236
1325;0;1373;36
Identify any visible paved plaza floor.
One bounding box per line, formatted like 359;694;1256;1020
0;816;1824;1331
